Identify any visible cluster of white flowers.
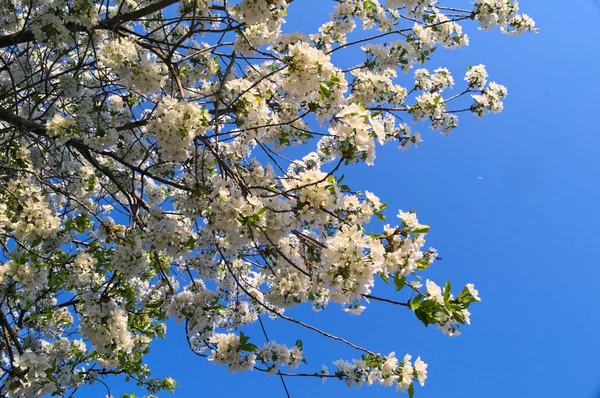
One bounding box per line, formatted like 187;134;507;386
424;279;482;336
378;212;435;277
98;37;165;93
46;115;76;144
321;225;381;307
225;300;259;328
207;333;305;375
71;251;104;287
142;178;168;206
412;93;445;122
333;352;427;392
413;13;469;50
207;333;257;373
97;35;138;67
503;13;536;36
6;337;88;397
465;64;489;89
0;2;20;36
10;351;57;397
231;0;288;54
112;233;149;278
0;260;49;301
414;68;454;92
2;178;61;242
362;41;413;74
206;179;296;249
180;43;220;86
144;207;197;258
386;0;437;18
409;66;464;135
167;287;224;340
226;77;272;129
67;0;100;28
267;260;312;308
350;69;407;106
178;0;210;16
280;167;336;224
311;17;356;49
283;42;341;102
256;341;304;374
475;0;537;34
80;299;134;355
472;82;508;117
329;103;378;165
147;97;210;162
31;13;70;48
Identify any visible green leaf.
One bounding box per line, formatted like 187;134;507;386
244;343;258;352
410;225;430;234
453;311;465;324
394;272;406;292
146;301;162;309
408;383;415;398
48;275;60;288
319;81;331;99
414;309;429;327
410;294;423;310
239;332;250;348
416;259;430;270
378;272;389;284
444;280;452;303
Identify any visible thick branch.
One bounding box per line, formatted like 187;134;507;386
0;310;23;356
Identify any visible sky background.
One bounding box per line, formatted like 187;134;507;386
87;1;600;397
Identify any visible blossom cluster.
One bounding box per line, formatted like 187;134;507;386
98;36;166;94
333;352;427;393
206;333;304;375
146;97;211;162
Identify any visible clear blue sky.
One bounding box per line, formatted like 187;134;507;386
88;1;600;397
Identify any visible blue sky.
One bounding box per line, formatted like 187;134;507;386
88;1;600;397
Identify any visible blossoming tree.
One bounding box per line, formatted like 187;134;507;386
0;0;535;396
